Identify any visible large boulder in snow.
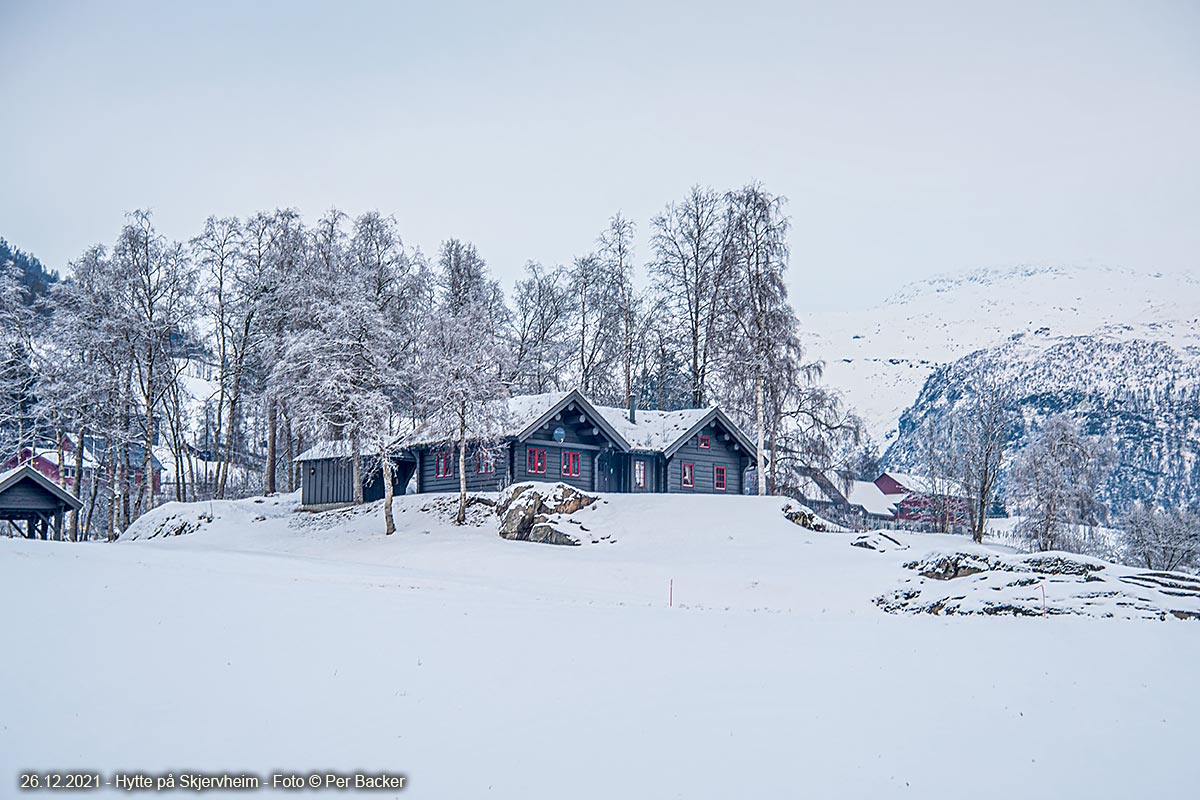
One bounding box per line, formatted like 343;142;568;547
496;482;599;545
782;501;829;532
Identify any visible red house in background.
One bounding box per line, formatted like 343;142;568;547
2;435;162;494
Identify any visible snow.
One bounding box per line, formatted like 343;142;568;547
403;392;569;448
0;463;28;486
592;404;712;452
3;491;1199;798
294;440;385;462
846;479;902;517
401;391;720;455
801;264;1200;442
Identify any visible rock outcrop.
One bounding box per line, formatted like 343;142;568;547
782;501;829;532
496;482;600;546
877;549;1200;621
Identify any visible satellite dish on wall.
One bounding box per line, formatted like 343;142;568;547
553;426;566;442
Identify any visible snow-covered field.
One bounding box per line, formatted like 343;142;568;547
3;491;1198;798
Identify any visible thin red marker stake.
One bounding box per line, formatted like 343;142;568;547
1041;584;1047;618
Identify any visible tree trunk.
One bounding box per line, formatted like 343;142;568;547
382;457;396;535
217;372;243;499
120;445;131;531
282;410;295;493
769;438;778;496
755;366;767;496
56;429;66;488
83;463;101;542
142;358;156;519
69;427;86;541
264;400;277;495
351;431;364;505
456;414;468;526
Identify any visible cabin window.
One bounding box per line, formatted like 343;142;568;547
435;452;454;478
477;449;495;474
526;448;547;474
561;451;581;477
681;462;695;488
698;435;711;449
634;460;646;489
714;465;727;491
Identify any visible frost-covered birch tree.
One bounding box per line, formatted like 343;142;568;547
722;184;795;495
953;362;1016;543
422;240;510;524
1009;414;1114;552
650;186;730;408
0;260;39;456
598;212;639;408
109;211;198;518
510;262;574;394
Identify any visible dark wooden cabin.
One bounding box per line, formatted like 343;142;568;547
295;390;758;507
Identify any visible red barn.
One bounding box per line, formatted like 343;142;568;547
876;471;971;532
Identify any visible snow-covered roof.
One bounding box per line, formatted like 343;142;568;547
402;392;572;450
846;480;903;518
0;464;84;509
593;405;714;453
881;471;931;494
294;439;399;462
880;471;969;499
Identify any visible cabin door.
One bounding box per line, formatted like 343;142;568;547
595;449;618;493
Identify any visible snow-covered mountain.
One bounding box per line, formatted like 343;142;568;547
800;265;1200;510
801;264;1200;445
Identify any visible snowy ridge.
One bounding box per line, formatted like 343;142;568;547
800;263;1200;443
884;335;1200;511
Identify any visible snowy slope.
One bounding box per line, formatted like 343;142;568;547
3;491;1199;799
800;264;1200;443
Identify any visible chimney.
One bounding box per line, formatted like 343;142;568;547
628;394;636;424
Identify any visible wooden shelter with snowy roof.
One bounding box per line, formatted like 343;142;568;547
0;464;83;540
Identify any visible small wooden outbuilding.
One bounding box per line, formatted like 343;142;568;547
0;464;84;540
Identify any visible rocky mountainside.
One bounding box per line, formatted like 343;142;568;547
800;264;1200;511
883;336;1200;512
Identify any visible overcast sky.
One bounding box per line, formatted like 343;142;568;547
2;0;1197;309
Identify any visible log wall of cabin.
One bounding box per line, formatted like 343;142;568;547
665;427;746;494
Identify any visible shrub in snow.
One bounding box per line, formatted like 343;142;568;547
1117;505;1200;573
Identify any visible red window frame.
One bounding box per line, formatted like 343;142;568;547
714;465;727;491
681;462;695;488
526;448;546;474
477;449;495;474
634;460;646;489
561;450;581;477
698;435;711;449
435;452;453;478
